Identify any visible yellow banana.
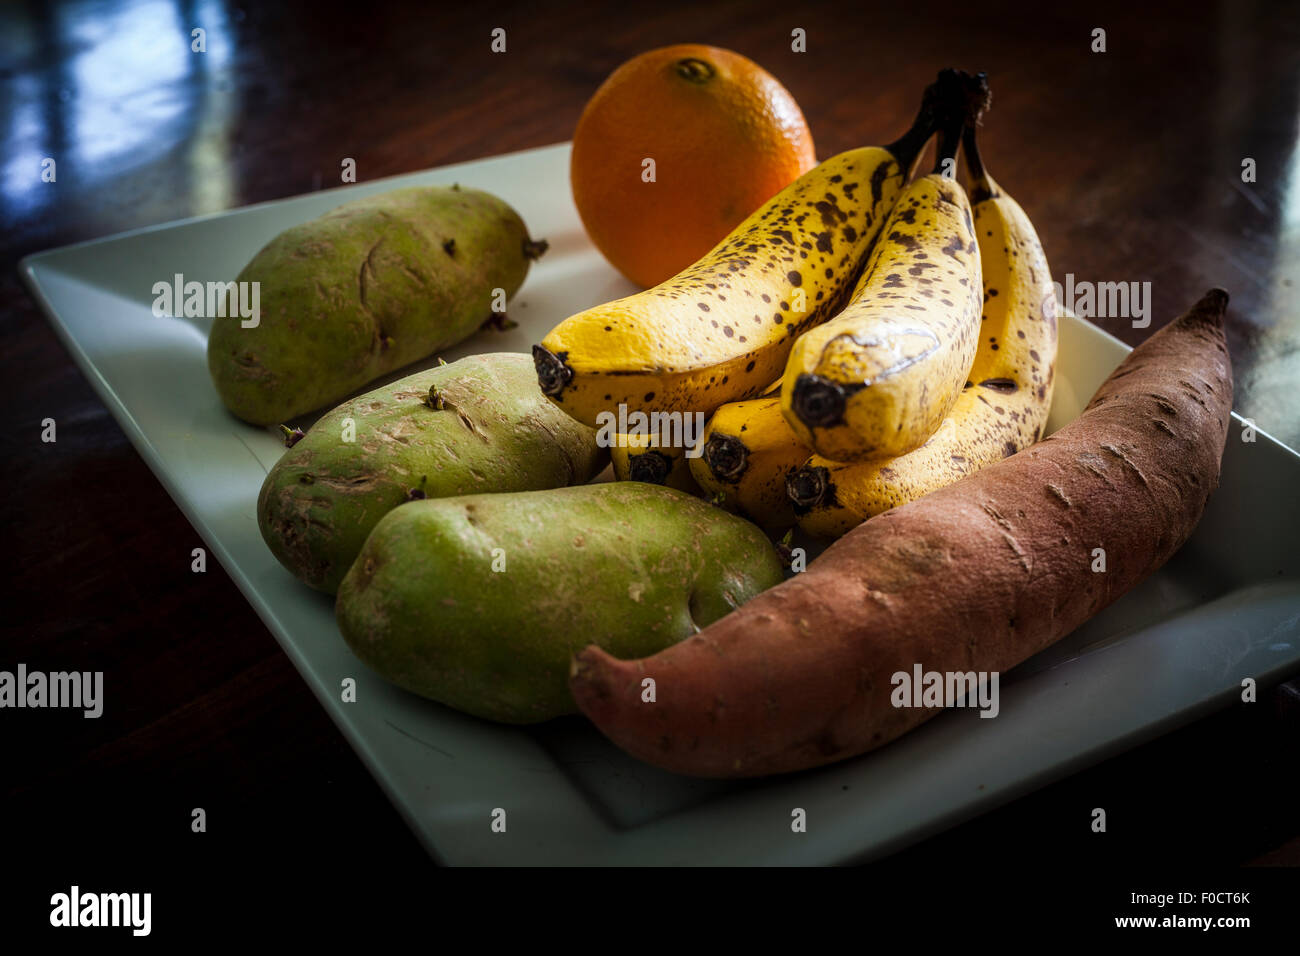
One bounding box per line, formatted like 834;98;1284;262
780;93;984;463
533;83;946;428
611;433;701;494
788;90;1058;537
689;382;810;529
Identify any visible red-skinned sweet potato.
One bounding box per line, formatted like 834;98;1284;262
570;289;1234;777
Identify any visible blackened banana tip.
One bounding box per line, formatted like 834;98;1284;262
628;450;672;485
532;344;572;397
792;374;847;429
704;433;749;481
787;465;830;510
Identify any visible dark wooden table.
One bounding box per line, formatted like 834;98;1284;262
3;0;1298;893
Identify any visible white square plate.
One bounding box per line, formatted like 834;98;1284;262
21;143;1300;865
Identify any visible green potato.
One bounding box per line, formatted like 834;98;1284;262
258;353;606;594
209;185;546;425
336;482;785;723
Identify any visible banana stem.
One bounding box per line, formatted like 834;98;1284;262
932;68;991;178
932;116;963;176
885;80;944;177
955;70;999;200
962;124;1000;202
962;125;986;181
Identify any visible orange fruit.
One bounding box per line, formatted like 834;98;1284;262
571;44;816;289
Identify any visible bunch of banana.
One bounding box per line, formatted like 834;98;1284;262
779;84;983;463
688;382;811;529
787;77;1058;537
690;69;986;530
534;81;946;428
